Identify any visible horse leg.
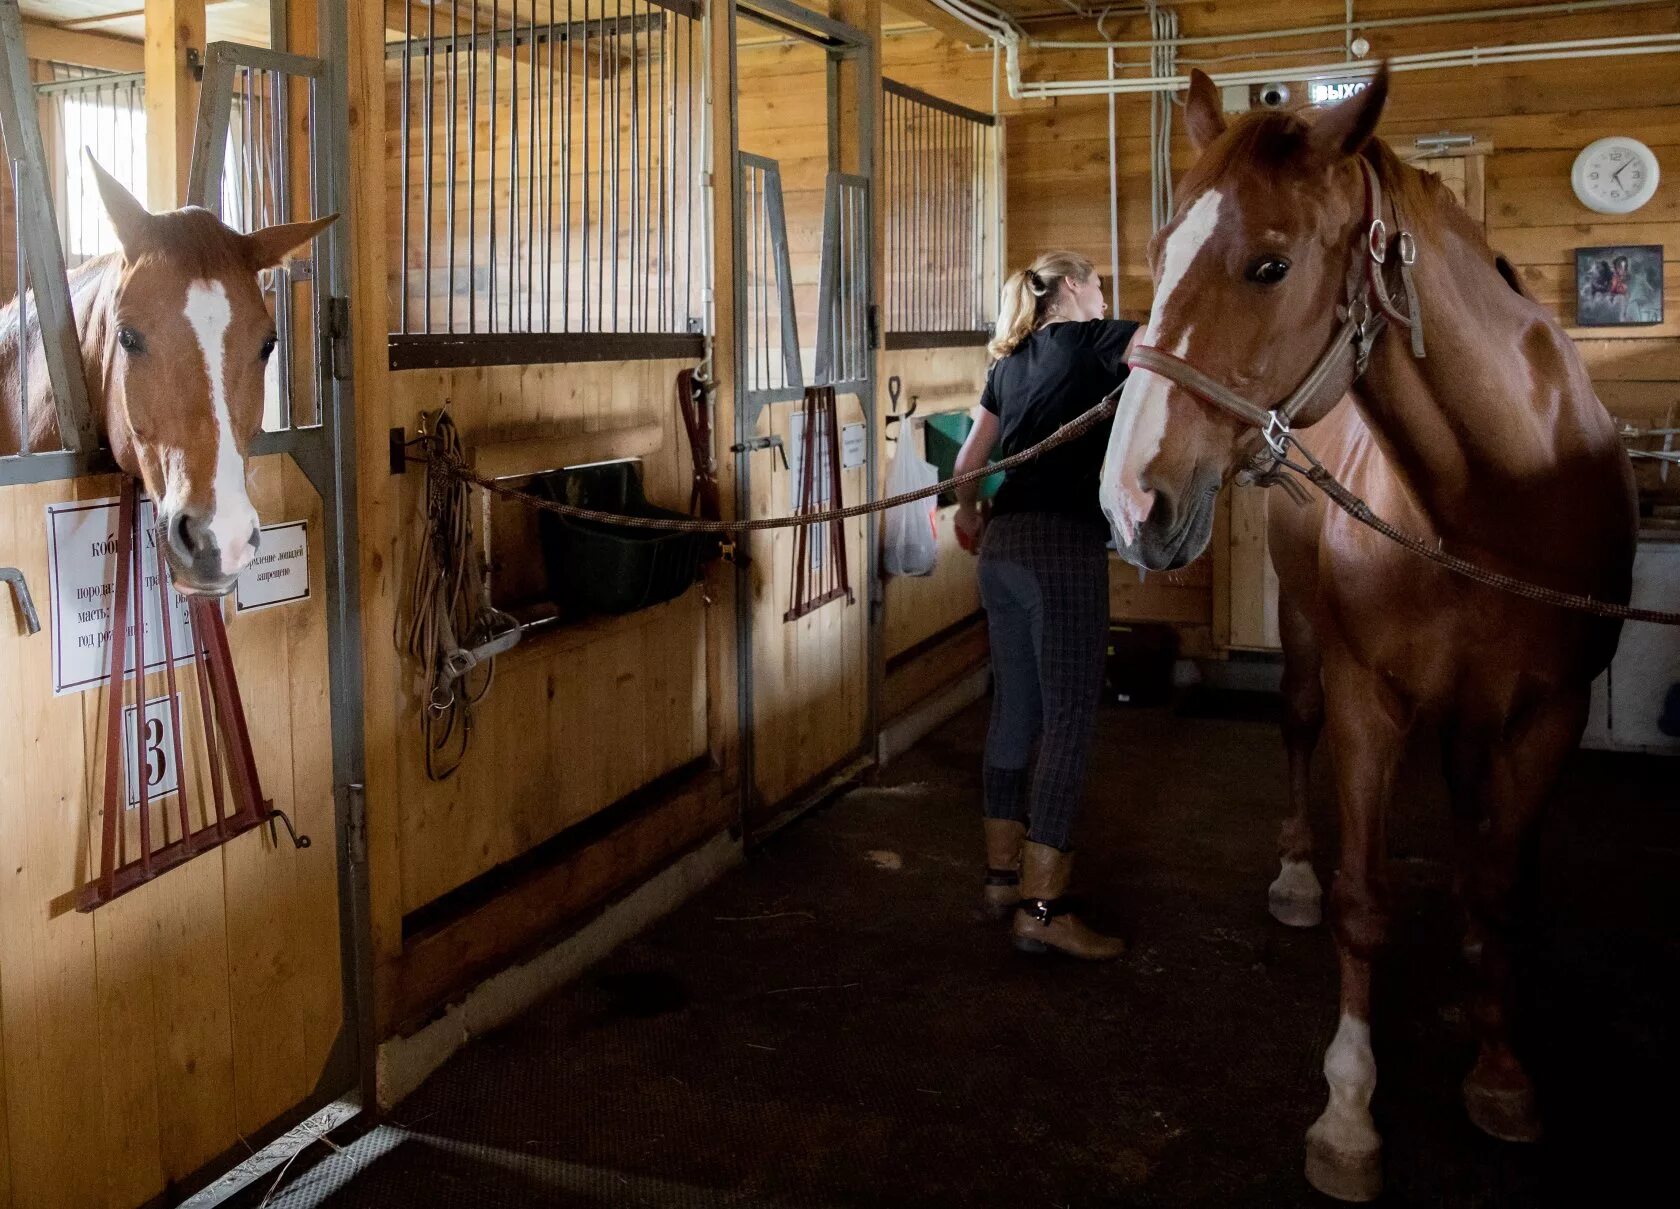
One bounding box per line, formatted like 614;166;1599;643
1269;592;1325;927
1458;692;1587;1144
1305;658;1408;1203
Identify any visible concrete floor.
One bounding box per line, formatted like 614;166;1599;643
269;691;1678;1208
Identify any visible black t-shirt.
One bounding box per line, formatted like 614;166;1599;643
979;318;1139;526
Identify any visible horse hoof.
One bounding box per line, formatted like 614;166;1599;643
1269;860;1323;928
1305;1134;1382;1202
1268;891;1323;928
1463;1076;1542;1143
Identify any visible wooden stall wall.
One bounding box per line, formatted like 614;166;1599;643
734;30;874;814
382;359;711;919
875;345;989;718
352;1;739;1037
0;459;342;1209
883;3;1680;649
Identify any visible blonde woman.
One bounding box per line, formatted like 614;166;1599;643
952;251;1138;961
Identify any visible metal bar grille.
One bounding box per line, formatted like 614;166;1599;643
813;172;869;391
189;42;327;441
882;77;997;340
739;152;802;408
387;0;703;366
0;20;102;471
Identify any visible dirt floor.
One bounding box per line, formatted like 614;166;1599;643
267;690;1678;1208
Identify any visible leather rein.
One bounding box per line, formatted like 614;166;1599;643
1122;157;1680;628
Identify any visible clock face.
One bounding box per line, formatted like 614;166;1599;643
1571;138;1661;215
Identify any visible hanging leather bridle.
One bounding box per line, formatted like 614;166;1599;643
1125;155;1425;492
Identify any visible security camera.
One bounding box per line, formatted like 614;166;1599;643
1257;82;1291;109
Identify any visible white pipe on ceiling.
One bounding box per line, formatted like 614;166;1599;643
1011;32;1680;98
1034;0;1669;52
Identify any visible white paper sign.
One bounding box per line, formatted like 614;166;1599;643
123;693;181;811
841;422;867;469
45;497;197;697
236;521;310;613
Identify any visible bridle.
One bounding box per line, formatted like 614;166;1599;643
1125;156;1426;481
1110;159;1680;627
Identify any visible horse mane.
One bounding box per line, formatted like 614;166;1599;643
1178;109;1451;238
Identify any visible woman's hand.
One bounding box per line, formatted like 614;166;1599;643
954;501;986;554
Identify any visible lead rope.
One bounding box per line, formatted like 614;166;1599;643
398;409;513;780
412;390;1124;534
1271;435;1680;627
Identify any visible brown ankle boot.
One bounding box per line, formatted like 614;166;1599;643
1011;842;1125;960
981;820;1027;920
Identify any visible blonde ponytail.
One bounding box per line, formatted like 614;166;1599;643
987;250;1097;360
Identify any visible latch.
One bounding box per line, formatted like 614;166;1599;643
731;434;790;471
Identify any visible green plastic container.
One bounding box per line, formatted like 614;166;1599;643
531;460;719;618
923;412;1004;507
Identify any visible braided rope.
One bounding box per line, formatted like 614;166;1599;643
414;393;1680;627
417;393;1122;534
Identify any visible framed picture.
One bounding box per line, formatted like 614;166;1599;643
1575;244;1664;326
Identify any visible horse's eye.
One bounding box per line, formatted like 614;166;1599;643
259;334;278;362
117;326;144;353
1248;258;1291;286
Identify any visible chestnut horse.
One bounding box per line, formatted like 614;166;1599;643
1098;68;1636;1200
0;158;333;595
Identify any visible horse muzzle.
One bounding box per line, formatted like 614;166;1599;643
161;509;258;597
1108;479;1218;573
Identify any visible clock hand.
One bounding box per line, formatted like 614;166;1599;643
1612;159;1632;184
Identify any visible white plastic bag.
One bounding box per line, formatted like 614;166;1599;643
882;438;940;577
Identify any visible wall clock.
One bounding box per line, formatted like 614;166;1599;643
1571;137;1660;215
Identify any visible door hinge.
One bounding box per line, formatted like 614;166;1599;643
343;782;367;866
327;296;352;382
867;303;881;350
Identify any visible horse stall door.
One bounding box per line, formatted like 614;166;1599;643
735;5;876;826
0;28;362;1209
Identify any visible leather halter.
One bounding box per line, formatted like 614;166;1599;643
1125;157;1425;476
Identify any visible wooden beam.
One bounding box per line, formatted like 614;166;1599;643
20;20;144;72
144;0;205;209
883;0;986;46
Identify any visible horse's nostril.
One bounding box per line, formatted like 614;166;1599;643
168;512;197;558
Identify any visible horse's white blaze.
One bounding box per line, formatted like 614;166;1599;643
1099;189;1225;547
183;279;258;577
1307;1013;1380;1155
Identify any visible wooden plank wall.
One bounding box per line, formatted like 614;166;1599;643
0;458;342;1209
734;32;874;813
887;2;1680;639
737;31;830;381
876;346;986;661
382;359;710;916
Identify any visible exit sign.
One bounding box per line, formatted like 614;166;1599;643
1310;78;1369;105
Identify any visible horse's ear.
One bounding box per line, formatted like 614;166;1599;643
86;151;156;259
1307;63;1389;162
1184;69;1226;153
244;214;338;271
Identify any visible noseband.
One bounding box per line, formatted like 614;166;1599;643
1125;157;1425;478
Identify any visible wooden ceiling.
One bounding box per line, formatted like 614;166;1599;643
20;0;270;51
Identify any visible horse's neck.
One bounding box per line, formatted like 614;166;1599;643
0;256;117;450
1353;212;1630;553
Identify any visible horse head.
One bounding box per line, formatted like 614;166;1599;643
1099;66;1394;571
87;157;334;596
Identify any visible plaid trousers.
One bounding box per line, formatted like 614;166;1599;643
978;511;1109;852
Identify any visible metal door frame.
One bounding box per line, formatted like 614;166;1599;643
731;0;878;836
178;4;377;1175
